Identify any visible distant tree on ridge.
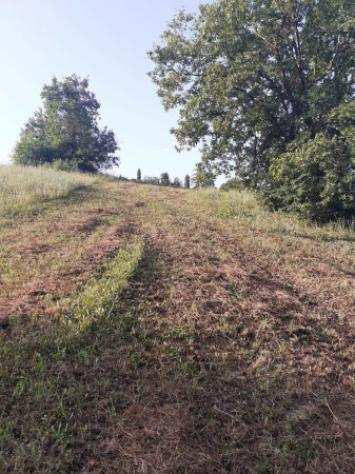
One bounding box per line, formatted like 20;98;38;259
13;74;119;173
160;172;171;186
184;175;191;189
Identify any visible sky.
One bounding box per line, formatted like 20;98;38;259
0;0;205;180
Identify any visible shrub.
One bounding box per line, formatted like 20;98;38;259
220;178;245;192
268;103;355;222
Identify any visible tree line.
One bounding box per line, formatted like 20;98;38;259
135;168;215;189
135;169;189;188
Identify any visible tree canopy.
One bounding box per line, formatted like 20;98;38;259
149;0;354;189
13;75;119;173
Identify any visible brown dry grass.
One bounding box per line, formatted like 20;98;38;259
0;174;354;473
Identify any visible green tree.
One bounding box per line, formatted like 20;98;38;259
268;102;354;221
184;174;191;189
160;172;171;186
193;162;215;188
137;168;142;181
149;0;354;185
13;75;119;172
172;177;182;187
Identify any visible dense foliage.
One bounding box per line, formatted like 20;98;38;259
268;102;354;220
13;75;119;173
149;0;354;219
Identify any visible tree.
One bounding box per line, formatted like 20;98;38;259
13;75;119;172
137;168;142;181
193;162;215;188
268;102;354;221
172;177;182;187
160;172;171;186
184;174;191;189
149;0;353;186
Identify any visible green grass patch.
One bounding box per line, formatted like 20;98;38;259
0;237;144;472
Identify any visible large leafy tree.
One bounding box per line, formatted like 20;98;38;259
149;0;354;186
13;75;119;172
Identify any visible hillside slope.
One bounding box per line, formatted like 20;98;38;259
0;167;354;472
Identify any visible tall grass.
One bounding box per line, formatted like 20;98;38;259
194;188;354;240
0;165;94;215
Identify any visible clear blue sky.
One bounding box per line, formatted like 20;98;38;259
0;0;204;180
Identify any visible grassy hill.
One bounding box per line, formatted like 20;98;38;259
0;165;354;472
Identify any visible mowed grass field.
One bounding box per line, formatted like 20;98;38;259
0;166;354;473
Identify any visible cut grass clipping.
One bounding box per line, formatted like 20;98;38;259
0;238;144;472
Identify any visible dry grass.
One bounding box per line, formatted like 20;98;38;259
0;168;354;472
195;187;354;240
0;164;94;215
